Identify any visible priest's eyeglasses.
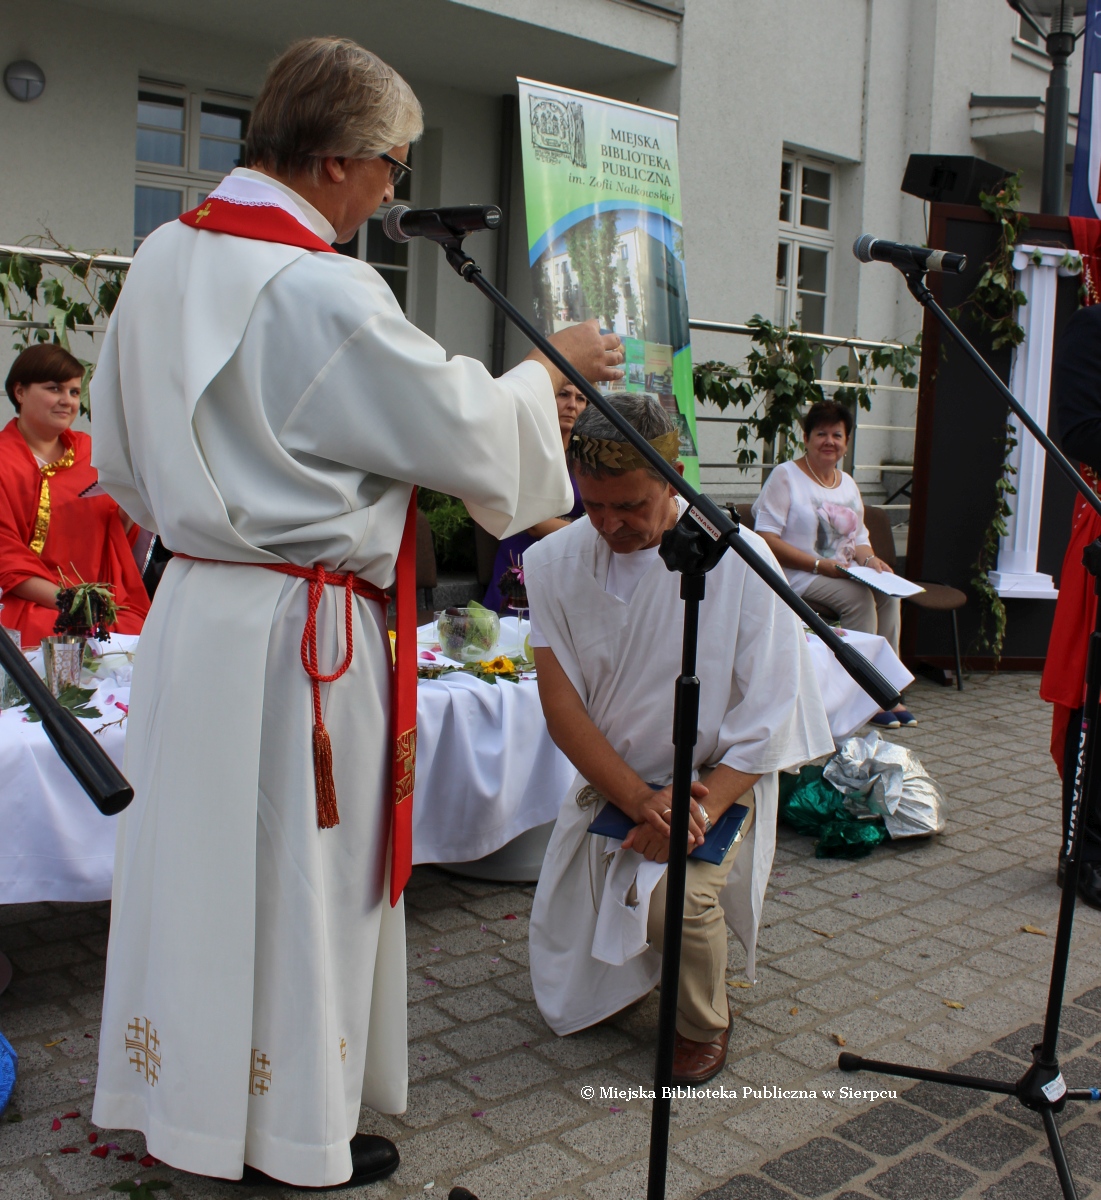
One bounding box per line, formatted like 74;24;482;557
378;152;413;187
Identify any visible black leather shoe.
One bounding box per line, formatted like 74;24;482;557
232;1135;400;1190
1078;861;1101;911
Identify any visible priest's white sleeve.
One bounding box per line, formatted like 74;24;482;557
275;258;572;538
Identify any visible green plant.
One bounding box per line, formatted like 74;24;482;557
0;239;125;415
970;422;1019;660
949;172;1028;351
418;489;476;574
693;316;920;466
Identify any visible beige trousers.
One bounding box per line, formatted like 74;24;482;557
645;796;755;1042
801;574;901;654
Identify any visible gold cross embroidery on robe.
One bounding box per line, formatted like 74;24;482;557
125;1017;161;1086
340;1038;347;1064
395;728;416;803
29;445;75;555
193;202;213;223
250;1049;272;1095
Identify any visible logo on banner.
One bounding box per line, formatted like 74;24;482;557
529;96;587;168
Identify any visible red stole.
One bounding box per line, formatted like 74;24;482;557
179;197;419;906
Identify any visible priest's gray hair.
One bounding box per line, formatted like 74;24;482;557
245;37;424;179
568;394;676;482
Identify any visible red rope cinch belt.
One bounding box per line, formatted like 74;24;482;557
172;489;420;906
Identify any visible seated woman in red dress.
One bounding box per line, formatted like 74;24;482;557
0;344;150;646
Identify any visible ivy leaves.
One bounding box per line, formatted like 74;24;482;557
0;244;125;416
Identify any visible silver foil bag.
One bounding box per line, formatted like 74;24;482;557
823;730;946;839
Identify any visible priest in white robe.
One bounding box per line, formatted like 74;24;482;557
89;37;624;1190
525;396;834;1083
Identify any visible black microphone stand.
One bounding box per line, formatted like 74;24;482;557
836;264;1101;1200
422;229;902;1200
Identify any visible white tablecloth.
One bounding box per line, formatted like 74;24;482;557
0;625;911;904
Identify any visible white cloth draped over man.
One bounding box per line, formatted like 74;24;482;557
525;396;834;1083
88;36;624;1191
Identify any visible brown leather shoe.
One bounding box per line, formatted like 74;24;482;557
671;1023;729;1084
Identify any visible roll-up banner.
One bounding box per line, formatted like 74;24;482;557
516;78;699;485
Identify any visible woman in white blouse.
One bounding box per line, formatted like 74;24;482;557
751;399;914;728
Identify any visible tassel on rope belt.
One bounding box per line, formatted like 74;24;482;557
174;555;386;829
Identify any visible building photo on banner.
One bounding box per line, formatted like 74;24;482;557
8;2;1101;1200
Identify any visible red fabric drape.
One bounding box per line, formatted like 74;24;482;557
1040;217;1101;774
0;419;150;647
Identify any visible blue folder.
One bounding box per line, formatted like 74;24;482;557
587;799;750;865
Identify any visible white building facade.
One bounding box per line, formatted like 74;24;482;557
0;0;1082;506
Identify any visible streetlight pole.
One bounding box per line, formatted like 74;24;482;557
1008;0;1085;214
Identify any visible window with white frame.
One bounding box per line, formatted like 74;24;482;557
134;82;251;251
333;151;414;311
776;156;834;334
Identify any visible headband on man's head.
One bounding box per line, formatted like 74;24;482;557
568;430;680;473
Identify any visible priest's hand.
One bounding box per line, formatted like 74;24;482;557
622;820;701;863
525;319;625;392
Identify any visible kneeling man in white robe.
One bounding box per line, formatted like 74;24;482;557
525;396;835;1082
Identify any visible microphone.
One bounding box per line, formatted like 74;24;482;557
383;204;502;244
853;234;967;274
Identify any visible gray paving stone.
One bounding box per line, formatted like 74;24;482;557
794;977;875;1015
1059;1121;1101;1183
775;1032;842;1070
865;1152;977;1200
453;1050;557;1099
834;1100;939;1156
991;1022;1081;1062
934;1112;1038;1171
582;1157;700;1200
452;1143;587;1200
479;1090;588;1140
534;1027;632;1070
699;1175;802;1200
882;938;961;972
979;1161;1065;1200
901;1079;988;1120
385;1117;500;1189
406;1002;454;1041
395;1079;474;1128
794;909;859;935
0;1167;54;1200
433;984;515;1022
914;965;994;1000
760;1136;875;1198
671;1128;756;1178
744;999;822;1035
408;1041;460;1082
559;1108;652;1164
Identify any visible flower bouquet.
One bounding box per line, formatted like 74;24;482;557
495;558;527;611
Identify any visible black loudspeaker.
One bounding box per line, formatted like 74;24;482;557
901;154;1012;206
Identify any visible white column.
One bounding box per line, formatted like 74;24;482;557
989;244;1080;600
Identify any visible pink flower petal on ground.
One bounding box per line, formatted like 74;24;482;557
88;1133;98;1144
139;1155;158;1167
77;1080;88;1086
430;947;441;953
522;1042;530;1048
490;958;499;964
51;1119;62;1131
424;979;436;986
779;890;794;895
106;1143;119;1150
90;1146;109;1159
471;1111;485;1118
503;914;517;920
609;1106;623;1114
480;924;488;932
418;1055;426;1061
851;893;861;898
62;1112;80;1119
469;1075;482;1082
117;1153;136;1162
59;1147;80;1154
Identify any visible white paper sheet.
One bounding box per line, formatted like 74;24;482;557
841;565;926;597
